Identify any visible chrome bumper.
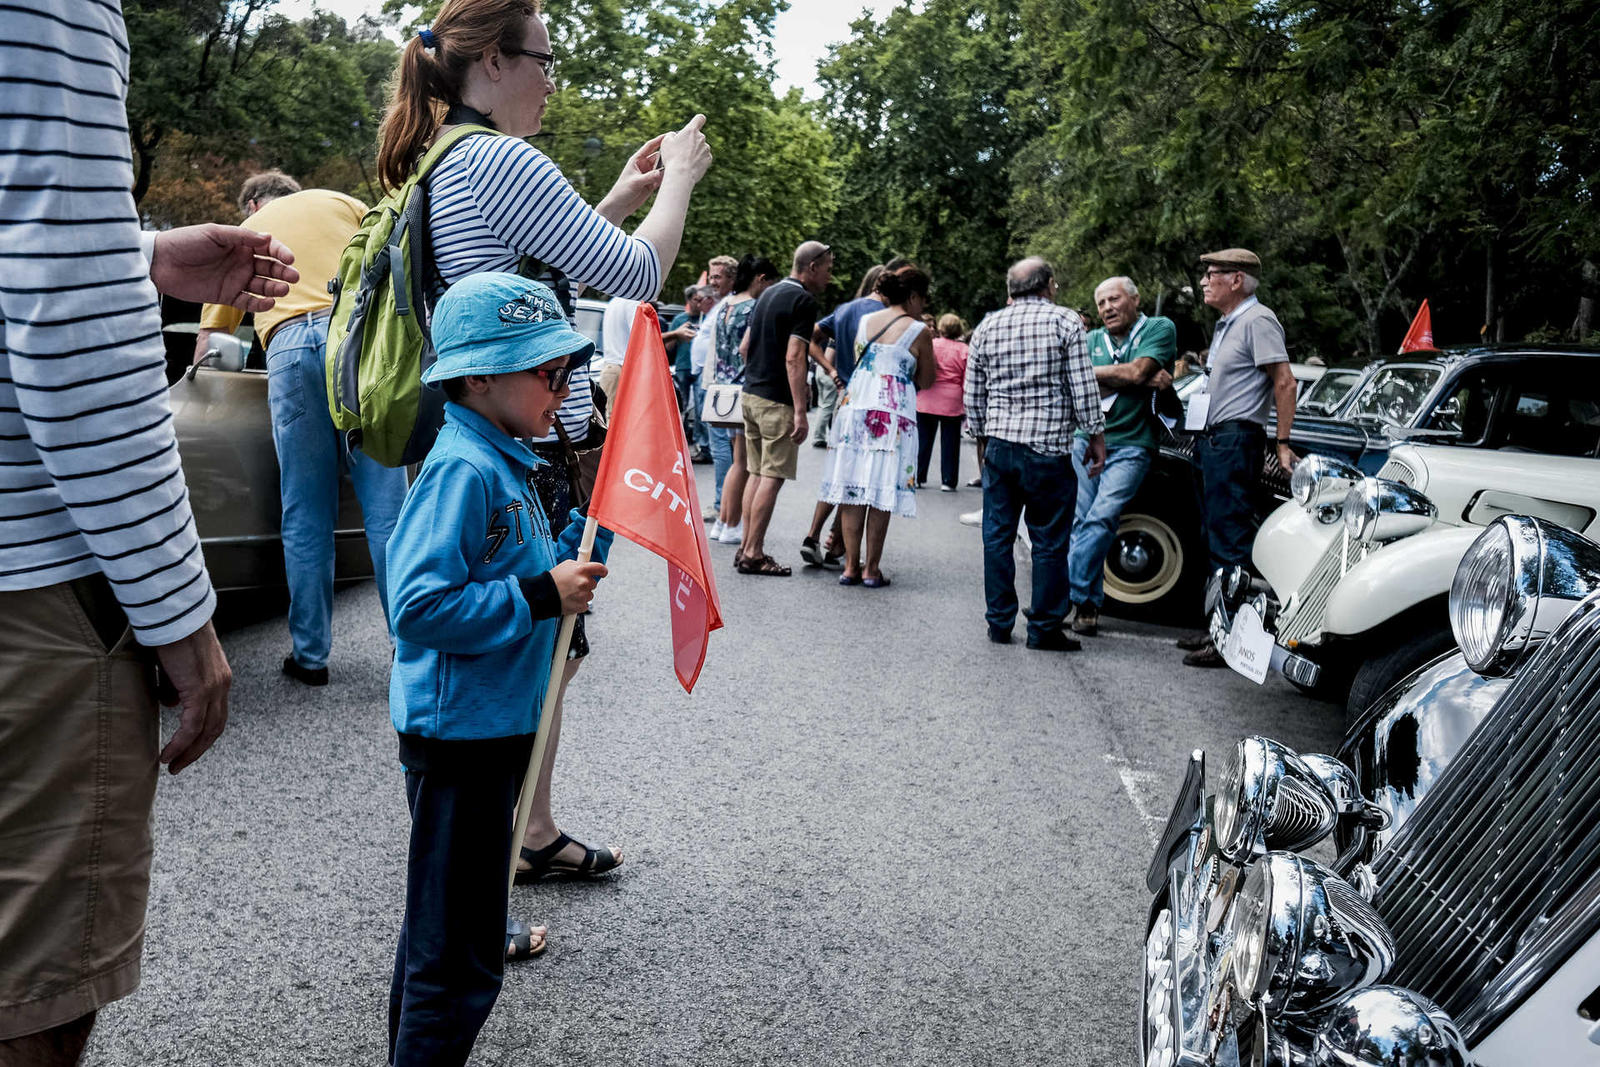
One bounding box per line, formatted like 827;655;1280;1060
1208;602;1323;689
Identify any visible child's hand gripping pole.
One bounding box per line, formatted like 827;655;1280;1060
509;514;601;894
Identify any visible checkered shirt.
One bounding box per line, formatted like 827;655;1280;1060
964;296;1105;454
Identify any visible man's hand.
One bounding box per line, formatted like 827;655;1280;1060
154;621;233;775
151;225;298;312
1276;442;1298;473
791;411;809;444
1151;369;1174;391
1083;433;1107;479
551;560;609;615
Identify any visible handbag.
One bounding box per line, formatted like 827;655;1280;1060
549;381;607;509
701;382;746;427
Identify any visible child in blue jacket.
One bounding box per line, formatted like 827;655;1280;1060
384;274;612;1066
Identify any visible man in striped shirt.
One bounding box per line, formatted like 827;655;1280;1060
965;257;1107;652
0;4;296;1059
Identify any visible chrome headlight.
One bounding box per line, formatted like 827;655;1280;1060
1341;477;1436;543
1211;737;1340;864
1449;514;1600;677
1313;986;1468;1066
1289;454;1363;517
1225;853;1396;1019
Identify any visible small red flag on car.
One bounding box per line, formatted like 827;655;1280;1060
1399;300;1434;353
585;303;723;692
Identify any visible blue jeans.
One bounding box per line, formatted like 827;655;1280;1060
1068;439;1153;608
982;437;1077;639
689;383;709;451
707;424;741;511
1196;421;1265;571
266;314;407;670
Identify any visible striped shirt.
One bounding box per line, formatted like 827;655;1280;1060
0;1;215;646
964;296;1105;455
428;134;661;442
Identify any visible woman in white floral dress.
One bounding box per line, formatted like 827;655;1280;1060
818;265;936;586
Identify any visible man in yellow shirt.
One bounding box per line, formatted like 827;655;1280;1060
196;172;407;687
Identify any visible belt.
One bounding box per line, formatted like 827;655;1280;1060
263;307;332;348
1200;418;1264;437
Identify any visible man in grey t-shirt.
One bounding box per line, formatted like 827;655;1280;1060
1181;248;1299;668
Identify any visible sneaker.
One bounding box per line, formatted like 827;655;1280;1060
709;520;726;541
958;509;982;528
1183;641;1227;668
940;484;957;492
690;448;713;465
717;522;743;544
703;506;718;522
966;475;982;487
282;655;329;687
1071;603;1100;636
811;439;828;449
987;625;1013;645
799;536;826;567
1026;629;1082;653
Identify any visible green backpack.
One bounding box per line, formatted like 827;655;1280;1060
324;124;494;467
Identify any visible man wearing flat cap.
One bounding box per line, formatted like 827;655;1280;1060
1180;248;1297;668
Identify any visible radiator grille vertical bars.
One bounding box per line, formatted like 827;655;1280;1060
1370;591;1600;1042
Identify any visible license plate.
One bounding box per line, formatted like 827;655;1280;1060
1221;603;1272;684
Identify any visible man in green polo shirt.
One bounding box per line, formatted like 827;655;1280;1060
1067;276;1176;635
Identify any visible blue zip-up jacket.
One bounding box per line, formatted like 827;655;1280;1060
388;402;612;740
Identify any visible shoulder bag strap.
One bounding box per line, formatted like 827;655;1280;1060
860;313;911;350
551;419;588;510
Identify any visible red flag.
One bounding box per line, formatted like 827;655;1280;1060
586;304;723;692
1399;300;1434;353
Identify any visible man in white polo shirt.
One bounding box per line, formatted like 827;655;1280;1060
1180;248;1299;668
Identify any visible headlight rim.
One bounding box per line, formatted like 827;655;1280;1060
1291;454;1364;515
1341;476;1436;544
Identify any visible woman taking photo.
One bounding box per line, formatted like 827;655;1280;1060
707;255;779;546
818;265;936;587
374;0;712;990
916;313;969;491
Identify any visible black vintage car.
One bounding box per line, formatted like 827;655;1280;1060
1104;345;1600;621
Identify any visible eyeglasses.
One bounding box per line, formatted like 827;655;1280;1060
526;363;573;391
514;49;555;77
1202;267;1243;280
805;244;832;270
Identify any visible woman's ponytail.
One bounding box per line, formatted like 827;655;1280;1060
377;38;443;192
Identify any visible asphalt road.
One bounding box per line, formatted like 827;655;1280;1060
85;440;1343;1067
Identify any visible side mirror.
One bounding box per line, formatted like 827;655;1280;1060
185;332;247;381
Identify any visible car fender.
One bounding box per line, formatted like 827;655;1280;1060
1253;499;1342;601
1322;525;1482;636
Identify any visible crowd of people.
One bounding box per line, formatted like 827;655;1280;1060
0;0;1303;1064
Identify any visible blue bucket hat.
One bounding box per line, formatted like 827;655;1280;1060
423;273;596;384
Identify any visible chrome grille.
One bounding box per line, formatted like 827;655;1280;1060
1370;589;1600;1042
1376;456;1416;486
1276;532;1373;647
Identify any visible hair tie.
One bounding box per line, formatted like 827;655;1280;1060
418;28;437;49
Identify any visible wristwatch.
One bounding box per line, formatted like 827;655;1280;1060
1276;437;1292;446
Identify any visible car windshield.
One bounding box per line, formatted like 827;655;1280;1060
1344;365;1440;426
1298;368;1362;415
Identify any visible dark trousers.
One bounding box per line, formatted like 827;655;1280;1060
982;437;1076;639
916;412;962;487
1196;420;1265;571
388;736;532;1067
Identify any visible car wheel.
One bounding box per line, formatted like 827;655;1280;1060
1345;624;1457;725
1103;509;1201;622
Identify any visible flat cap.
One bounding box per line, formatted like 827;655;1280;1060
1198;248;1261;274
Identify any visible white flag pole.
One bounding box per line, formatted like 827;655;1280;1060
508;513;600;894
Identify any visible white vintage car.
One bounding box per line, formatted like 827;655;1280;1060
1209;441;1600;717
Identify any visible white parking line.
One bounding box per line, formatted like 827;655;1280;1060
1096;631;1179;646
1104;753;1165;848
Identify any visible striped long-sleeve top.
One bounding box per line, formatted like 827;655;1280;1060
427;134;662;442
0;1;215;646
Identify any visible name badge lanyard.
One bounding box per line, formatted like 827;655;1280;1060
1099;315;1149;414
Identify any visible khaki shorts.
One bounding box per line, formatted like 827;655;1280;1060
0;578;159;1039
741;392;798;480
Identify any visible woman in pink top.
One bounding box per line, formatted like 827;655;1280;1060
916;313;969;490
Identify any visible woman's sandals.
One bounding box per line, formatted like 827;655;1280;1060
515;832;624;884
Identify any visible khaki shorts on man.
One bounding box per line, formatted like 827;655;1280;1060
742;392;798;480
0;578;159;1041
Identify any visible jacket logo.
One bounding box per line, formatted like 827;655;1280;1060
498;290;560;325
